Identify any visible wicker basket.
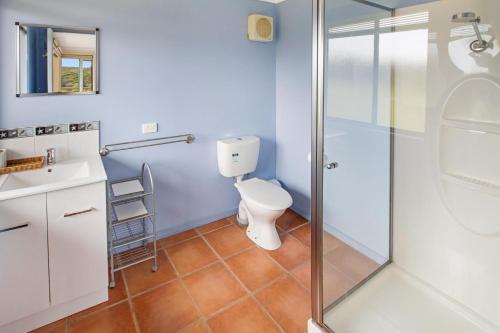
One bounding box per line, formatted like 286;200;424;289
0;156;45;175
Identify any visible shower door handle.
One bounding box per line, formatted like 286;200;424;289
325;162;339;170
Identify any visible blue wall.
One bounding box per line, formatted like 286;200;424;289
0;0;277;236
275;0;312;219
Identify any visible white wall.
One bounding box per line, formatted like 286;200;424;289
392;0;500;327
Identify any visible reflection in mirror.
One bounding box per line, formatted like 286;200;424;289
16;24;99;97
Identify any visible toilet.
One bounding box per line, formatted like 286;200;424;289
217;136;292;250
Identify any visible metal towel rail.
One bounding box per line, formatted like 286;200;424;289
100;134;195;156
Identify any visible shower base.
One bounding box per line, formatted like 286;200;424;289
323;265;498;333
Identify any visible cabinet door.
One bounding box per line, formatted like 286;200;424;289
47;182;108;305
0;194;49;326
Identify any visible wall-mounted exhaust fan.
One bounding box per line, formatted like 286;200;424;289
248;14;273;42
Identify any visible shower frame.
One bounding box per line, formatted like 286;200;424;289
310;0;396;330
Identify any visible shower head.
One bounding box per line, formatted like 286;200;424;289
451;12;479;24
451;12;490;52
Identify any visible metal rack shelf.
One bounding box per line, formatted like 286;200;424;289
112;246;155;271
107;163;158;288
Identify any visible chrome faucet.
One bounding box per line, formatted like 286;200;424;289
46;148;56;165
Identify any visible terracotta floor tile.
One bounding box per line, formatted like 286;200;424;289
293;260;354;305
167;237;218;275
133;280;199;333
256;276;311;333
292;261;311;290
289;226;343;252
183;263;246;316
208;298;281;333
276;209;308;231
323;231;344;252
70;271;128;320
196;217;231;234
180;322;208;333
226;214;238;225
124;250;177;295
29;319;67;333
204;225;253;258
69;302;135;333
290;223;311;247
160;229;199;248
268;233;310;270
324;244;379;283
230;214;248;231
225;247;284;291
323;262;356;306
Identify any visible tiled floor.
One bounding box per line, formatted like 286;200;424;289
31;210;379;333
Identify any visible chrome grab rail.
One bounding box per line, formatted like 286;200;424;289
0;223;29;234
99;134;195;156
64;207;96;218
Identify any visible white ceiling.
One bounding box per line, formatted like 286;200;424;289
53;32;96;54
259;0;434;8
258;0;287;4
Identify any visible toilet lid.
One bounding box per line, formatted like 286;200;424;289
235;178;293;211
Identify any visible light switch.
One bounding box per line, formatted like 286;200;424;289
142;123;158;134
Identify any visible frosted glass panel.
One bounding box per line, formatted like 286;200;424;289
327;35;374;122
378;29;429;132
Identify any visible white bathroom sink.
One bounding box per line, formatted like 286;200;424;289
0;156;107;201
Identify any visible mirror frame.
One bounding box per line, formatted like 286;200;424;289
15;22;100;97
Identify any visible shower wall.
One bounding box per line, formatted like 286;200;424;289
391;0;500;327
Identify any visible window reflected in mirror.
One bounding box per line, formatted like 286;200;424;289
16;24;99;97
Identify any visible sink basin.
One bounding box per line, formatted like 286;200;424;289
0;161;90;191
0;156;107;201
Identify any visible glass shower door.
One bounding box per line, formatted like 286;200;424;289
316;0;393;329
313;0;500;332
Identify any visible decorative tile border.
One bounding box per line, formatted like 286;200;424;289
69;121;99;132
0;121;99;140
35;124;68;136
0;127;34;139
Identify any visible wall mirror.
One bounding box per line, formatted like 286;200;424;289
16;23;99;97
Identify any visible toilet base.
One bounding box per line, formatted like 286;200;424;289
240;200;282;251
246;221;281;250
237;201;249;225
237;214;248;225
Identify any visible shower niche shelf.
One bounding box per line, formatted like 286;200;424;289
438;91;500;235
442;118;500;135
442;77;500;126
440;124;500;187
441;172;500;194
107;163;158;288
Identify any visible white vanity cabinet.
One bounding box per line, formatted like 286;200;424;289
47;182;107;306
0;181;108;332
0;194;50;326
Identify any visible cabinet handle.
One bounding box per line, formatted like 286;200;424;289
64;207;96;218
0;223;29;234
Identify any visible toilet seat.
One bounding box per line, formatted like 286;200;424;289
235;178;292;211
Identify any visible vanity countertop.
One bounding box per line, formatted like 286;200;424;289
0;155;107;201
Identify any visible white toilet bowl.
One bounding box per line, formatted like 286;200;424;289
235;178;293;250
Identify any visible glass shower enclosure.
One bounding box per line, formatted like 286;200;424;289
311;0;500;332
